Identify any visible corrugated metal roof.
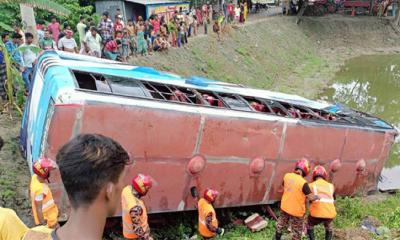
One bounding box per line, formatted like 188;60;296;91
125;0;189;5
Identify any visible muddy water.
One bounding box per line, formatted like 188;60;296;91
319;55;400;191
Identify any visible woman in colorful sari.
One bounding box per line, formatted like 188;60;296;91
136;21;147;56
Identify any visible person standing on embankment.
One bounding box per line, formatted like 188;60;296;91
307;166;337;240
274;158;320;240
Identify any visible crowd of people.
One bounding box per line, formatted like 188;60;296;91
0;1;256;92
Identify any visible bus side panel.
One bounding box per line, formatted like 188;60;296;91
79;104;202;212
46;104;81;221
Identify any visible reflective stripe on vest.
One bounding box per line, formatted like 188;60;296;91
280;172;307;217
312;183;334;203
310;179;337;219
42;199;55;211
121;185;149;239
198;198;218;238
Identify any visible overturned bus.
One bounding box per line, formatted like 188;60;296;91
20;51;398;220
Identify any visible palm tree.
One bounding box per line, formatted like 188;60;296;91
0;0;70;41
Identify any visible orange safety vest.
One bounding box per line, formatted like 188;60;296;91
121;185;149;239
198;198;218;238
309;179;337;219
280;172;307;217
30;174;59;227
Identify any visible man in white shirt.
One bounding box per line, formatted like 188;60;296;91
58;30;78;53
19;32;38;91
83;27;102;58
76;16;87;50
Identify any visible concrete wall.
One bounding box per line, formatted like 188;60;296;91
124;2;146;21
95;0;126;22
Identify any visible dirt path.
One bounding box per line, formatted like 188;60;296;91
0;113;32;226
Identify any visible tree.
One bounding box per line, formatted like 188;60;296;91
0;0;70;42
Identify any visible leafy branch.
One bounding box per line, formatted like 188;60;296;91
0;0;71;16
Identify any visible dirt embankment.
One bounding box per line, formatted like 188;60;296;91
130;15;400;99
0;113;32;225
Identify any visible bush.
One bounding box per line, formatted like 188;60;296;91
388;207;400;229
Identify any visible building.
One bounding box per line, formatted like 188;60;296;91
95;0;190;22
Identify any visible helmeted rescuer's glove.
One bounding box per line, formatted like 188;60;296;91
216;227;225;236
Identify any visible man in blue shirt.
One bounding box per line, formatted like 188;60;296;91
5;33;24;68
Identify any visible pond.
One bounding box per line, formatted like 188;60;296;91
319;54;400;191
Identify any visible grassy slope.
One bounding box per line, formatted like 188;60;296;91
130;16;400;100
131;17;329;99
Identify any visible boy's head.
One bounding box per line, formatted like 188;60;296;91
63;22;70;30
25;32;34;44
115;30;122;38
44;29;51;39
1;33;9;43
90;26;97;36
11;33;22;44
102;11;109;20
56;134;131;215
51;17;57;23
65;29;73;38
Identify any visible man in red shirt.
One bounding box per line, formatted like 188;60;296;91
114;15;124;36
227;2;234;22
150;15;160;35
47;17;60;42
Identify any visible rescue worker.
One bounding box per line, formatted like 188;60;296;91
30;157;59;229
121;174;153;240
197;188;224;239
275;158;319;240
307;166;337;240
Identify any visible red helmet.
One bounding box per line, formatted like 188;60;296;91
132;174;153;195
204;188;219;203
312;165;328;180
33;157;53;179
295;158;310;176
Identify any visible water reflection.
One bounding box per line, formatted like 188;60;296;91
320;54;400;190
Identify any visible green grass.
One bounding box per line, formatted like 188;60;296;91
220;194;400;239
151;193;400;239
